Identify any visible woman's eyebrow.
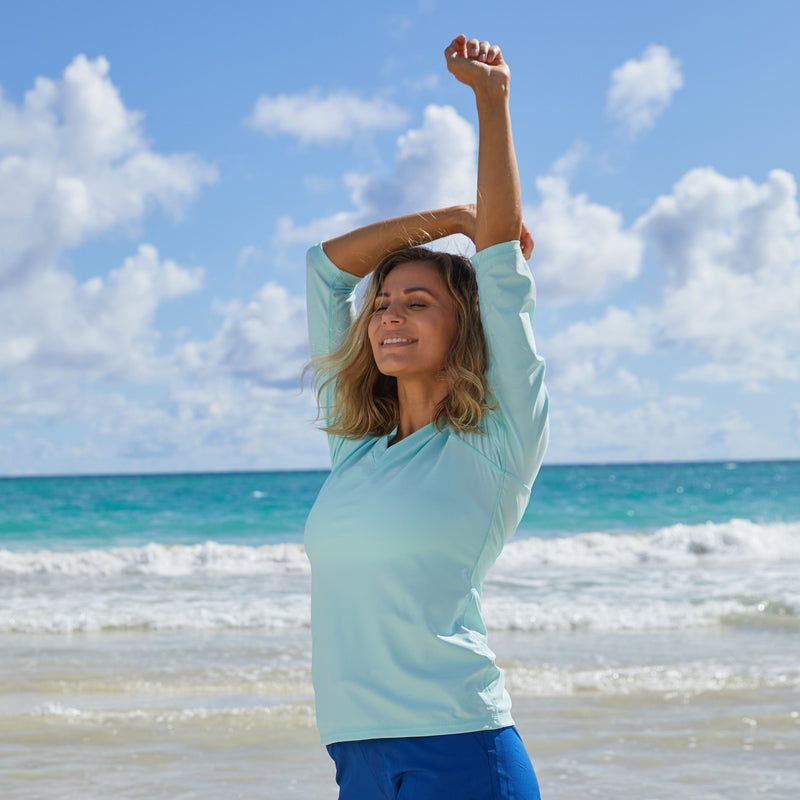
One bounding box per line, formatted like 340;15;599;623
375;287;438;298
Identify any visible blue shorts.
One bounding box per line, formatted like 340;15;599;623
326;725;541;800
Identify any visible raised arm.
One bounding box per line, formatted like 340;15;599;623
322;205;474;278
447;35;547;485
445;35;527;254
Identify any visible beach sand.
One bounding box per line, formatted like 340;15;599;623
1;627;797;799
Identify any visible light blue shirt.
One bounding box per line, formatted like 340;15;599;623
304;241;548;745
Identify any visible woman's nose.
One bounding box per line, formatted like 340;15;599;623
382;300;404;322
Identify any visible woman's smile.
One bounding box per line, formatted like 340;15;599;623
381;336;416;347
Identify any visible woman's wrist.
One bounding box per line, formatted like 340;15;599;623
450;204;477;240
418;205;475;241
473;79;511;114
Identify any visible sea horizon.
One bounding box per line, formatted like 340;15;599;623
2;454;798;481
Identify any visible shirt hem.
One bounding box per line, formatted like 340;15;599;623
319;712;515;746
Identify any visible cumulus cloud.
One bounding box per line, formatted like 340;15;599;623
636;167;800;388
0;259;319;474
276;104;477;247
0;55;329;475
174;281;309;388
606;44;683;136
543;306;655;396
246;89;408;145
526;176;644;303
0;245;203;377
543;167;800;395
0;55;217;287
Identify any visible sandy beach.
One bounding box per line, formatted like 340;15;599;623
2;625;797;799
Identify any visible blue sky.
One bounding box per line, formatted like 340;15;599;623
1;0;799;475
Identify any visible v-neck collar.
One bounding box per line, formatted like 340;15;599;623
372;422;437;462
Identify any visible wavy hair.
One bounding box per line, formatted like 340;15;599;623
312;246;492;439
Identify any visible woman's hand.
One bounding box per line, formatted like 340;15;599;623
445;34;510;96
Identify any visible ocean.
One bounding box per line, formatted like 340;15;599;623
1;461;798;798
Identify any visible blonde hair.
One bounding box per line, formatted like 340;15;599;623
313;247;492;439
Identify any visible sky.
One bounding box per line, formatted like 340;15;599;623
1;0;799;475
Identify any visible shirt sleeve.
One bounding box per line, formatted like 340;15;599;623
471;240;549;487
306;243;363;469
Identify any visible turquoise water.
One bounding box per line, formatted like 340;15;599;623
1;461;798;799
526;459;800;535
0;470;325;550
1;460;797;551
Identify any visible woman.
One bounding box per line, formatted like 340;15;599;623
304;35;548;799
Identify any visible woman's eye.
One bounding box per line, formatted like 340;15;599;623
409;302;427;308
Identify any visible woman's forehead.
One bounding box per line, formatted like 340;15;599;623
379;260;444;292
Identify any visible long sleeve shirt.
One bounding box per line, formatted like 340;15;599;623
304;240;548;745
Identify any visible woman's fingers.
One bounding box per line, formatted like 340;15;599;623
446;34;510;90
445;34;468;60
449;35;503;65
520;221;534;260
466;38;495;62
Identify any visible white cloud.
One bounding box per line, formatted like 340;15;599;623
540;166;800;395
549;396;707;463
547;307;651;359
606;44;683;136
246;89;408;145
0;245;203;377
0;56;328;475
543;306;655;396
548;363;657;398
0;373;327;475
526;176;644;303
0;55;217;287
636;167;800;388
352;104;477;217
174;281;309;388
0;255;320;474
549;140;588;178
237;245;263;268
546;395;792;463
275;104;477;247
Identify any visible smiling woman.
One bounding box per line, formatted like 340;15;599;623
314;243;492;440
304;34;548;800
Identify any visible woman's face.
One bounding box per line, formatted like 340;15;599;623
367;261;458;382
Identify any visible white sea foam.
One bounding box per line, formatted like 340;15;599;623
27;701;317;728
2;519;798;578
498;518;800;570
503;658;800;698
0;589;312;634
0;540;311;577
1;519;798;635
483;592;800;632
